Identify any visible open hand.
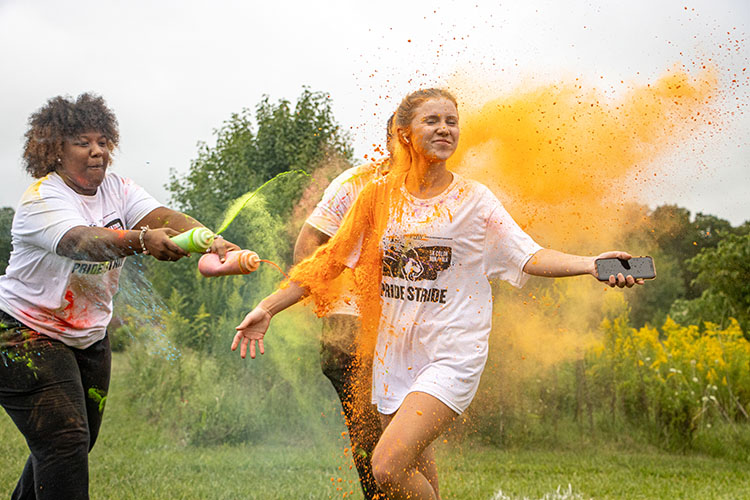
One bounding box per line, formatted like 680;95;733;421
231;306;272;359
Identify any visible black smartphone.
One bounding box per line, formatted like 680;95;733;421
595;256;656;281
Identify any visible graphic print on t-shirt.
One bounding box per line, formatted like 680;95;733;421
104;218;124;231
70;218;126;276
381;235;452;304
382;235;452;281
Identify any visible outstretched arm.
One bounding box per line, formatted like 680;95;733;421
523;249;643;288
56;225;178;261
231;281;307;359
233;222;353;359
57;206;238;262
233;177;381;359
233;221;350;359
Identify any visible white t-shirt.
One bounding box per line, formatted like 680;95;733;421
306;162;382;316
365;174;542;414
0;171;162;348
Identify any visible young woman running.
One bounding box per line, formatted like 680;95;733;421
231;88;642;500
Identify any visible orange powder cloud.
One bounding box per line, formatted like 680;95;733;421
443;68;721;430
290;67;722;439
449;67;718;251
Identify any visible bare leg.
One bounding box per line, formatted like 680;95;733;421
372;392;457;500
416;443;439;498
381;411;439;497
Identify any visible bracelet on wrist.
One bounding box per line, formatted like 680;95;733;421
139;226;150;255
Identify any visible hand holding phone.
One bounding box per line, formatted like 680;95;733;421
595;256;656;282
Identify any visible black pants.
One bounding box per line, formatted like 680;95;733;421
0;311;111;500
320;315;385;500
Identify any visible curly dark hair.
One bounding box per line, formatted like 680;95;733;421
23;93;119;178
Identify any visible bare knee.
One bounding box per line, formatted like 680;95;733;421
371;443;405;492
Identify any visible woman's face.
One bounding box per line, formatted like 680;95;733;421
405;98;459;162
58;131;110;195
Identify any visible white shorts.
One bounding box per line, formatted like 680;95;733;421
371;322;489;415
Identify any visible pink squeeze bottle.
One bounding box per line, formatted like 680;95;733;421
198;250;261;277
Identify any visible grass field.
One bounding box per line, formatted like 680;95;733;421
0;355;748;499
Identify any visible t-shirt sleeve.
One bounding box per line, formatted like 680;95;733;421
482;198;543;288
306;171;356;237
331;180;380;269
118;176;163;229
15;187;91;255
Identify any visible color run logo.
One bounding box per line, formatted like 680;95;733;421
381;240;452;304
382;244;452;281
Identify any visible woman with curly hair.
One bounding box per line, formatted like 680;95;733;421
0;92;238;500
231;88;643;499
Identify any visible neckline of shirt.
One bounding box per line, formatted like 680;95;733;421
400;172;463;206
51;171;100;199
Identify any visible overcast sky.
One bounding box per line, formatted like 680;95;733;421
1;0;748;224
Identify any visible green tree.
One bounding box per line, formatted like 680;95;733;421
147;88;353;337
670;232;750;338
625;205;741;327
119;89;357;444
0;207;14;274
643;206;732;299
167;87;352;230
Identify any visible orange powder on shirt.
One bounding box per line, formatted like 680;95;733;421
288;171;403;349
290;66;717;330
